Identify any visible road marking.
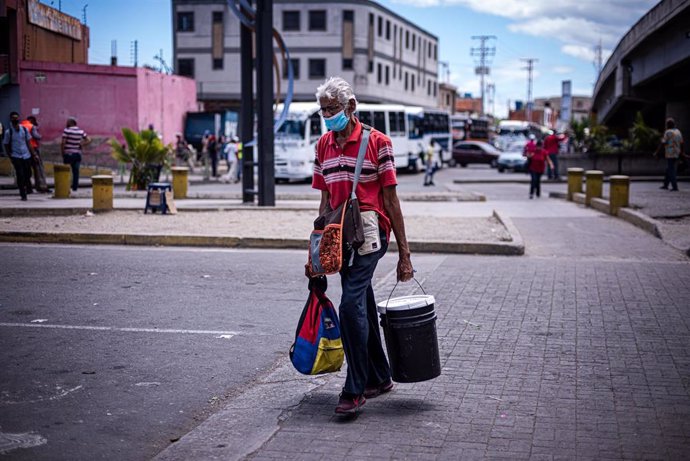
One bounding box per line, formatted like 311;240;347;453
0;431;47;454
0;323;239;336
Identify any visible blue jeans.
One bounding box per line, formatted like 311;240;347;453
547;154;559;179
530;171;542;197
339;232;391;396
663;158;678;190
63;154;81;190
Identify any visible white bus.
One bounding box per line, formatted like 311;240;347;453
405;106;453;167
273;102;419;181
355;103;411;171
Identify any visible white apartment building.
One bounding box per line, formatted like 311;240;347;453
172;0;440;110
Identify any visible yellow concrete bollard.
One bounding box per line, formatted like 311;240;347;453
92;175;114;211
584;170;604;206
53;164;71;199
567;168;584;201
171;167;189;199
609;175;630;215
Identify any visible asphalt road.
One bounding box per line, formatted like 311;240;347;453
0;242;429;460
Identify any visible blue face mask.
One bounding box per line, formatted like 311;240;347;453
324;110;349;132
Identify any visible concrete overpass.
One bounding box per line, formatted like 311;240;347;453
591;0;690;137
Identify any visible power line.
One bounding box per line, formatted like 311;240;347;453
470;35;496;117
521;58;538;122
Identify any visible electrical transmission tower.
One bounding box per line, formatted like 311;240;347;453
470;35;496;117
521;58;538;123
486;83;495;117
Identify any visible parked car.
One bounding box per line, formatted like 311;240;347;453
496;151;528;173
451;140;501;167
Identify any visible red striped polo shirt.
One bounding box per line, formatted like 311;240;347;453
312;118;398;237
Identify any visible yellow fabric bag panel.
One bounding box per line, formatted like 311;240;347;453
310;337;344;374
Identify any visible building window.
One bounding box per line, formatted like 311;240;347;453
428;41;432;58
433;82;437;97
434;44;437;60
283;11;300;31
378;16;383;37
377;63;382;84
309;10;326;31
283;58;300;79
343;10;354;21
177;58;194;77
411;77;415;92
428;80;431;96
342;58;353;70
369;60;373;73
386;20;391;40
213;58;223;70
309;58;326;78
213;11;222;22
412;33;416;51
405;30;409;49
405;72;408;91
177;12;194;32
385;65;390;85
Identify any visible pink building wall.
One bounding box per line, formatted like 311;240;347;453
19;61;196;148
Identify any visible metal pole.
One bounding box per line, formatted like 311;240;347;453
240;1;255;203
255;0;275;206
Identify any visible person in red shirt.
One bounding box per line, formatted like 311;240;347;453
312;77;413;415
526;139;554;199
543;131;561;180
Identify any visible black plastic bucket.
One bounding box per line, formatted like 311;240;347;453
378;295;441;383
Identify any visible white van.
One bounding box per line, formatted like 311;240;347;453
273;102;322;182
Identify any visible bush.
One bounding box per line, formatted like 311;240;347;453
110;128;172;191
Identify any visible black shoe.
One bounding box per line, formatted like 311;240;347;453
671;188;679;191
660;186;668;190
21;196;27;201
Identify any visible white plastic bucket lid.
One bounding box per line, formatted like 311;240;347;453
377;295;435;314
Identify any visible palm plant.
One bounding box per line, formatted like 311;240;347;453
628;111;660;153
110;128;172;191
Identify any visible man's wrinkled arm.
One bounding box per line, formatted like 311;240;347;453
319;190;330;215
382;185;413;282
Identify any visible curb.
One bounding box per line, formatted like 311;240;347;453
551;192;664;240
0;230;524;255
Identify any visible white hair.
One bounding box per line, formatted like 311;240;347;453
315;77;357;106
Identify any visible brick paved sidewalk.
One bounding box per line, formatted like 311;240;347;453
155;210;690;460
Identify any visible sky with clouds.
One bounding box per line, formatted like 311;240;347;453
54;0;659;118
383;0;658;116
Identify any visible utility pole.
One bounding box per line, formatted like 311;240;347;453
521;58;538;123
82;4;88;24
593;39;603;77
470;35;496;117
130;40;138;67
438;61;450;83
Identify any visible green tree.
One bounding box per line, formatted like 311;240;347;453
569;117;590;152
110;128;172;191
628;111;660;153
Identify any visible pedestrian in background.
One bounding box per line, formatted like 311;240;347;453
174;133;195;172
526;139;553;199
21;115;49;192
207;134;219;178
544;130;561;180
657;117;685;191
221;136;239;183
423;139;440;186
312;76;413;415
2;111;35;201
61;117;91;192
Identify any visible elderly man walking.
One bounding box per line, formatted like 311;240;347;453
311;76;414;415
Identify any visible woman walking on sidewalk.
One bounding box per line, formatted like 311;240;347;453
526;139;553;199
